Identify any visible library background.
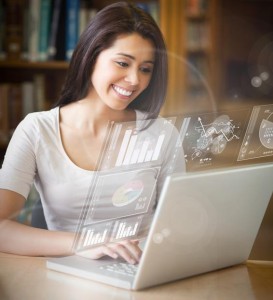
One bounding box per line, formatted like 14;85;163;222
1;0;273;157
0;0;273;260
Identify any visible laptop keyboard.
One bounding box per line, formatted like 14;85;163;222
99;262;138;277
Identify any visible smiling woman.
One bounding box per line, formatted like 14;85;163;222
55;3;168;118
0;1;183;265
90;33;155;111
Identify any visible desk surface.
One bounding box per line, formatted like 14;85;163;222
0;252;273;300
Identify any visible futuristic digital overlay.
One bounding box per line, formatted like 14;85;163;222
73;117;180;251
73;104;273;252
238;104;273;161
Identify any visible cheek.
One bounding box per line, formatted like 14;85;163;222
91;59;112;84
91;68;111;91
98;65;118;85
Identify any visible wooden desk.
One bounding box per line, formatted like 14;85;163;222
0;252;273;300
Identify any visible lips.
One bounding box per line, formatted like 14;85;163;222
112;84;133;97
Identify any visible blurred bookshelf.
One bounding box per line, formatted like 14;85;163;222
0;60;69;69
160;0;220;116
219;0;273;110
0;0;220;154
0;0;161;155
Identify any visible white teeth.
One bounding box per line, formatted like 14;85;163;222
113;85;133;97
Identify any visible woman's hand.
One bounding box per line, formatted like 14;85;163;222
76;239;142;264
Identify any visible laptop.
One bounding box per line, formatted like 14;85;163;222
47;163;273;290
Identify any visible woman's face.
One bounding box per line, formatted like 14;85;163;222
90;33;155;111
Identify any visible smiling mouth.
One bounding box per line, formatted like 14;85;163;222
112;85;133;97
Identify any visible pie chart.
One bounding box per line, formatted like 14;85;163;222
259;119;273;149
112;180;144;207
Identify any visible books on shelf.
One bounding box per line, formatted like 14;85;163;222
0;75;46;142
1;0;99;62
4;0;24;60
65;0;80;61
79;3;97;36
22;81;35;117
39;0;52;61
186;0;209;16
22;3;30;60
136;1;160;24
187;54;209;86
186;21;210;51
8;84;23;133
33;74;46;111
48;0;62;60
0;1;160;62
0;84;9;143
28;0;40;61
0;0;6;60
54;0;66;61
183;0;211;105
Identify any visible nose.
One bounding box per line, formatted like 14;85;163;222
124;69;139;86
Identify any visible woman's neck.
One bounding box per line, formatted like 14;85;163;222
59;98;136;137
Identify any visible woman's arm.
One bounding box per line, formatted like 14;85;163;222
0;189;74;256
0;189;141;263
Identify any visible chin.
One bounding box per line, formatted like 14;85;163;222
109;101;131;111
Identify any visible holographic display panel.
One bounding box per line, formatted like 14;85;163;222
180;110;250;171
238;104;273;161
74;117;178;252
99;117;177;171
86;168;159;222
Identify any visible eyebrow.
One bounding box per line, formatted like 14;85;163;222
116;52;154;64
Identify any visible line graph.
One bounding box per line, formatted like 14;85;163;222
181;111;247;170
189;115;240;160
197;117;240;142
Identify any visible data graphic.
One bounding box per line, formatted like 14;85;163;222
73;116;179;252
99;117;176;171
112;180;144;207
86;168;159;222
78;216;143;250
238;104;273;161
116;131;165;166
110;215;143;242
181;111;249;170
80;221;113;248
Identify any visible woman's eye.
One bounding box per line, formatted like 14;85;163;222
140;67;153;74
116;61;128;67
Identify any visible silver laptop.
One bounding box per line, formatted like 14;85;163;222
47;163;273;290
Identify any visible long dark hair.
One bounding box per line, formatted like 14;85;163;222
54;1;168;119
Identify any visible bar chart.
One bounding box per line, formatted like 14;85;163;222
115;130;166;167
81;222;112;248
111;216;142;241
83;229;108;247
98;117;176;170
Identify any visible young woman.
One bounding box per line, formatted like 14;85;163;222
0;2;184;264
